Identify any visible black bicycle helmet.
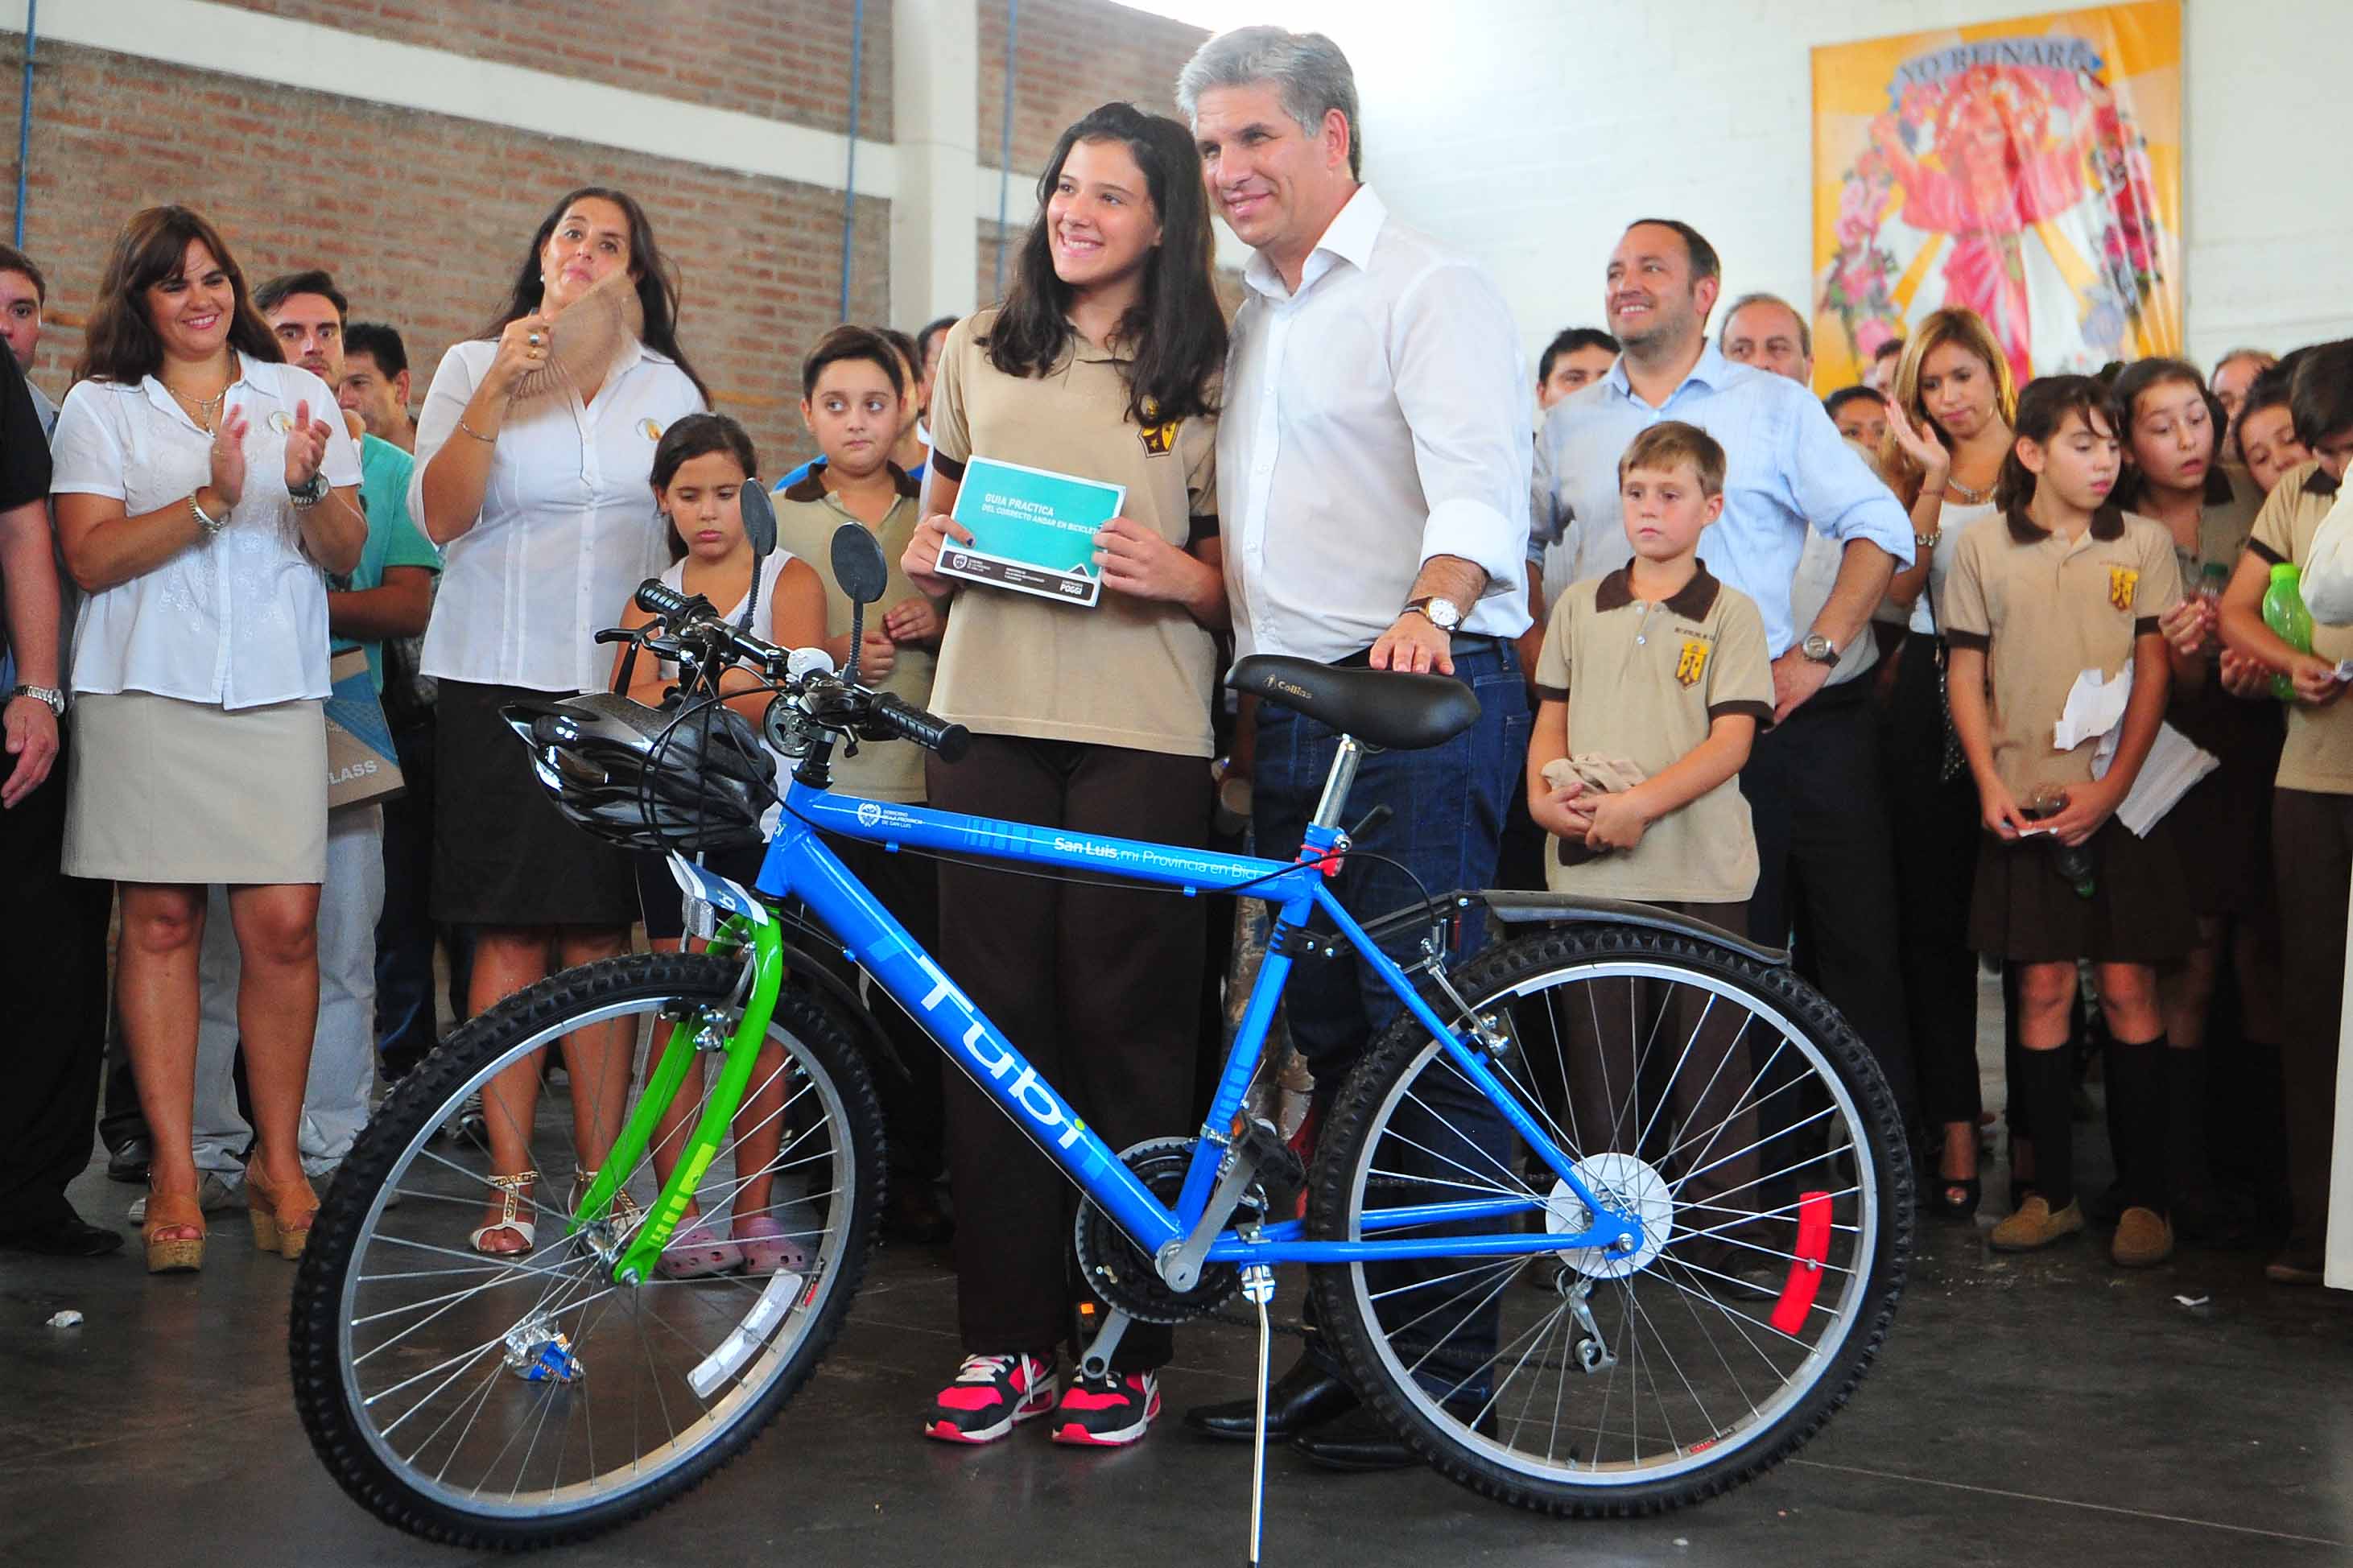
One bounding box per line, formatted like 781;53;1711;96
502;691;777;853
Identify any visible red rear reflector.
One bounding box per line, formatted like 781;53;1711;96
1769;1190;1832;1335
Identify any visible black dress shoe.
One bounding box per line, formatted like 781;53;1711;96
106;1137;153;1185
0;1215;126;1257
1290;1405;1421;1471
1184;1355;1358;1442
881;1177;954;1244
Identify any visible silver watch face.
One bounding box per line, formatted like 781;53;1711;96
1418;598;1462;632
1802;634;1835;662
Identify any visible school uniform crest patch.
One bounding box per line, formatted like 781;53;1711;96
1675;639;1711;687
2107;566;2139;612
1137;417;1180;456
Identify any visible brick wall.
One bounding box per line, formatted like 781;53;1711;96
0;41;885;477
979;0;1207;173
216;0;894;142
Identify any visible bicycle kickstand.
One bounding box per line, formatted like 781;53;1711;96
1240;1261;1278;1566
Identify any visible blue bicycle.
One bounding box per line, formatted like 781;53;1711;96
292;523;1910;1548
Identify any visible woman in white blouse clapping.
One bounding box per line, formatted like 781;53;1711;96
409;186;708;1255
51;206;365;1273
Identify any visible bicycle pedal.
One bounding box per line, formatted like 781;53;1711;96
1234;1116;1307;1200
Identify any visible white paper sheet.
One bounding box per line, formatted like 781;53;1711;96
2049;663;2217;836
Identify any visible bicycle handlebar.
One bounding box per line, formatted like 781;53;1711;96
866;691;971;764
626;576;968;761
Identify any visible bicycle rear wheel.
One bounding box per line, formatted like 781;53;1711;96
1307;922;1910;1515
291;951;884;1548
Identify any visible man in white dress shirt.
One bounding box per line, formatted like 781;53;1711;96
1175;25;1532;1468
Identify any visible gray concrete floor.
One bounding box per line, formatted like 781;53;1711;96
8;983;2353;1566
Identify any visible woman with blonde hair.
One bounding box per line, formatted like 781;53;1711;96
1873;306;2016;1223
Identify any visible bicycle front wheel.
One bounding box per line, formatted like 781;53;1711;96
291;951;885;1548
1308;922;1910;1516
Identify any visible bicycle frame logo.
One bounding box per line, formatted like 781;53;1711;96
904;945;1088;1151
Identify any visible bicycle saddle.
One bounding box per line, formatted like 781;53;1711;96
1228;654;1481;750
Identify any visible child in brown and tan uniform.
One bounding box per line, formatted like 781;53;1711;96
1525;421;1774;1262
1944;375;2195;1266
2216;337;2353;1284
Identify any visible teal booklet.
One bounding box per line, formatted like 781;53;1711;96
942;455;1125;608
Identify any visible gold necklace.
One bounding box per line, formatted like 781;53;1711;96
164;380;229;433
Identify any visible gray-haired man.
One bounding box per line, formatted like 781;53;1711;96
1175;25;1533;1471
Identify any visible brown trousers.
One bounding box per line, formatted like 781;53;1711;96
1560;901;1763;1240
927;734;1211;1368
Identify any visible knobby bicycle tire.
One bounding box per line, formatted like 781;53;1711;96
1307;922;1913;1516
291;951;885;1549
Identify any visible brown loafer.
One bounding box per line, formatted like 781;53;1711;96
2110;1206;2173;1268
1988;1195;2084;1252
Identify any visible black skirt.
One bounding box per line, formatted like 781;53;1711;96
2166;687;2285;920
1967;811;2195;964
431;679;641;928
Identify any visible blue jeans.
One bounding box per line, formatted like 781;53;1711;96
1252;638;1529;1083
1252;638;1529;1399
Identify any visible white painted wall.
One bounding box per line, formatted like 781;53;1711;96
1291;0;2353;377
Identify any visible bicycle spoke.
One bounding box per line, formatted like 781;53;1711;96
307;973;877;1528
1329;945;1897;1500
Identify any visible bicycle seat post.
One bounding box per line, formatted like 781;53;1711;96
1308;734;1365;833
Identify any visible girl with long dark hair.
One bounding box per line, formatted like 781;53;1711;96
2112;358;2279;1240
1944;377;2197;1269
901;102;1228;1447
408;187;708;1256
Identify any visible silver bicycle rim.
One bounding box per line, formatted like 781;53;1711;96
332;997;858;1518
1340;957;1884;1488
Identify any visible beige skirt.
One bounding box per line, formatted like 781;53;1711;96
66;690;328;884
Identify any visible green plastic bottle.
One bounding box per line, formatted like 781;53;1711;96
2264;562;2315;702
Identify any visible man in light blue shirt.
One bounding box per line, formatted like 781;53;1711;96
1531;219;1918;1130
1532;225;1910;683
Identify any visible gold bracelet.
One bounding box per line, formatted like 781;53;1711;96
456;416;497;444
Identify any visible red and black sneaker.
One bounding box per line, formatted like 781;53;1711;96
1048;1369;1162;1446
923;1353;1056;1445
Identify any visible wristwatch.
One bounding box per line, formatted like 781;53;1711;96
1799;633;1839;666
289;472;329;509
1402;595;1463;633
10;683;64;716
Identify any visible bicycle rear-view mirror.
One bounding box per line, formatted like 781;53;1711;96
741;480;778;561
831;521;889;605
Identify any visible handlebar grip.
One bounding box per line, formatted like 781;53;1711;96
634;578;696;617
868;691;971;764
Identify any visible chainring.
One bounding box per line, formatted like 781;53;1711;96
1073;1137;1262;1327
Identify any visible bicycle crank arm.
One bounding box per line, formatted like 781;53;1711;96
1078;1308;1135;1380
1158;1145;1263;1294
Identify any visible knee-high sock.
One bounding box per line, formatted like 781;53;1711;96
2016;1046;2075;1211
2105;1038;2170;1215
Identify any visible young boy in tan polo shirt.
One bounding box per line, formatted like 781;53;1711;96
1525;419;1773;923
1525;420;1774;1263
